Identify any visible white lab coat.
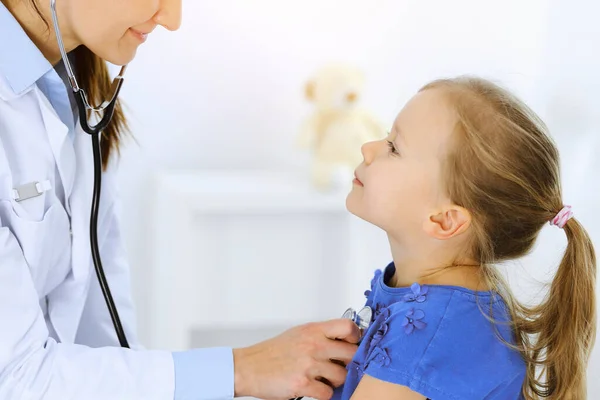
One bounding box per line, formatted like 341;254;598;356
0;74;175;398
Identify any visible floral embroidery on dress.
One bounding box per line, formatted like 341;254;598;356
347;359;365;379
365;346;391;368
360;305;391;365
373;303;391;320
402;308;427;335
372;268;383;281
403;283;429;303
369;318;389;349
364;269;383;302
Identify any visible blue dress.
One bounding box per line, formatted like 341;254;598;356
332;263;526;399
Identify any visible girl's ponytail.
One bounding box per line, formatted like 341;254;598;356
523;215;596;399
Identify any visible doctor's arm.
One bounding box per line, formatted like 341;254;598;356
74;194;144;349
72;159;237;398
74;190;236;399
74;159;146;349
0;216;175;399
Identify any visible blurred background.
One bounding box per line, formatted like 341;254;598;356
111;0;599;397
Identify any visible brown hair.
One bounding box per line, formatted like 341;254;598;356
421;77;597;399
29;0;128;170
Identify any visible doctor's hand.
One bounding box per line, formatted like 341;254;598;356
232;318;361;400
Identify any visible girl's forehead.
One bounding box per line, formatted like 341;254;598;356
393;89;456;152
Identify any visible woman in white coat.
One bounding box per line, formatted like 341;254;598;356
0;0;360;399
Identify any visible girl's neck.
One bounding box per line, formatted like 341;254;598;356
388;238;489;291
388;262;488;291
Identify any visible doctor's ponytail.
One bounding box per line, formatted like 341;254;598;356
29;0;128;170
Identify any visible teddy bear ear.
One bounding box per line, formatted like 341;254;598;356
305;81;316;101
346;91;358;103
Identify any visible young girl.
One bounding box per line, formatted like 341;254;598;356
334;77;597;399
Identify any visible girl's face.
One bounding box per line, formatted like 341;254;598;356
48;0;182;65
346;88;462;245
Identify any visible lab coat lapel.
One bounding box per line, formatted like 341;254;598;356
70;126;95;284
47;126;95;344
34;88;76;202
46;124;95;344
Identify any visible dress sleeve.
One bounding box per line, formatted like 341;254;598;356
359;290;526;400
358;299;457;400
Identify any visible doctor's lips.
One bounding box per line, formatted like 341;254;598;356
129;28;151;43
353;172;364;187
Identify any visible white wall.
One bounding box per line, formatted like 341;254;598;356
536;0;600;393
112;0;600;395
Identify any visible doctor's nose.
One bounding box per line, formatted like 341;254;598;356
154;0;182;31
361;140;379;165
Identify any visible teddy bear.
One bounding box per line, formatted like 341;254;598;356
297;64;387;191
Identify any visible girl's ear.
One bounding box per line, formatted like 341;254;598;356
423;205;472;240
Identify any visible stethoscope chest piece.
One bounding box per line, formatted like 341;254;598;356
342;305;373;338
290;306;375;400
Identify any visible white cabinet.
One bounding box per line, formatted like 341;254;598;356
147;170;390;351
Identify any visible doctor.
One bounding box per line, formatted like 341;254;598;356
0;0;360;399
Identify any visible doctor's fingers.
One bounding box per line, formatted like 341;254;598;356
298;376;336;400
321;318;362;344
310;361;349;390
317;339;357;366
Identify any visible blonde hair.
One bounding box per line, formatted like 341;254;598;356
420;77;597;399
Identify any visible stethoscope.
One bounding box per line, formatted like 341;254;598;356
290;306;373;400
50;0;130;349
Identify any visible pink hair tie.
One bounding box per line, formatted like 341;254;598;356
550;205;574;229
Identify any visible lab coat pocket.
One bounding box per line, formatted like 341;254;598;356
8;187;49;222
0;200;71;294
0;174;52;222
